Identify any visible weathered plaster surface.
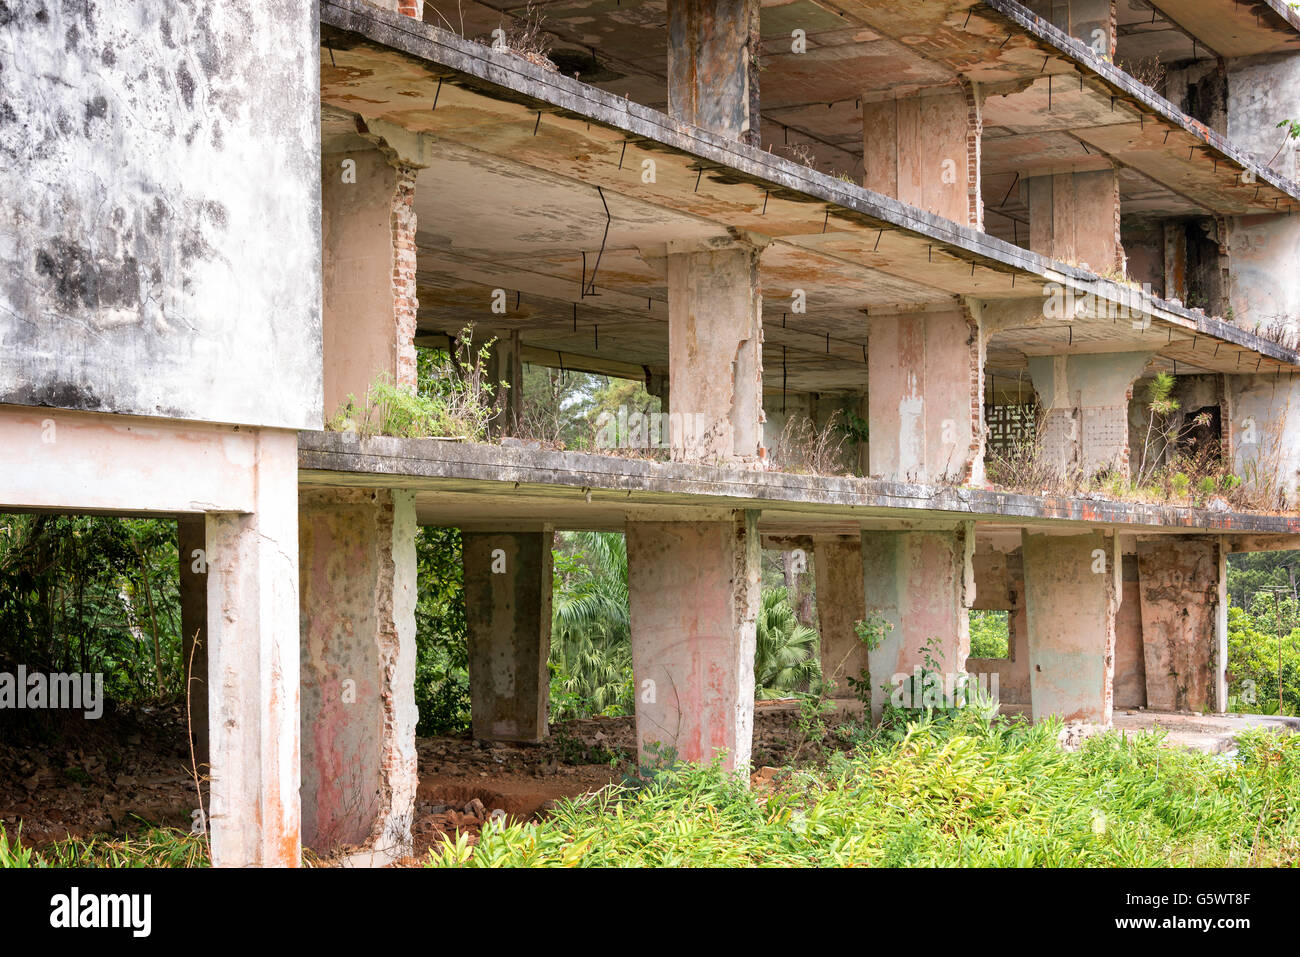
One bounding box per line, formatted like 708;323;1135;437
1022;529;1119;724
814;537;867;698
299;487;418;854
1136;537;1225;713
627;513;760;769
0;0;321;428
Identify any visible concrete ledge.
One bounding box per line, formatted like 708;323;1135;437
297;431;1300;535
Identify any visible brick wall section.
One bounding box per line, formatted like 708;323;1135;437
962;300;987;483
391;163;419;391
962;80;984;230
398;0;423;16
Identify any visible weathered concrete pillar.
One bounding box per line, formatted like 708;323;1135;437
177;515;209;774
321;146;419;417
666;0;760;146
867;305;984;484
627;512;760;770
667;239;764;463
1026;167;1123;273
1226;53;1300;330
1026;352;1153;479
863;524;975;720
1022;529;1120;724
1136;537;1227;713
861;81;983;228
298;487;418;857
485;329;523;436
1223;373;1300;508
814;536;867;699
205;430;301;868
1023;0;1115;55
462;530;553;742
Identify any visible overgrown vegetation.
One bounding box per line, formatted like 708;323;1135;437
328;328;506;441
427;715;1300;867
987;372;1280;510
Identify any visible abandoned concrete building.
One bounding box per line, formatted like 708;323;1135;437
4;0;1300;866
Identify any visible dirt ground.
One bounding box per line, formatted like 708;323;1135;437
0;700;819;860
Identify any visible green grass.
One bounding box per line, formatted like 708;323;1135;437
0;823;209;868
427;715;1300;867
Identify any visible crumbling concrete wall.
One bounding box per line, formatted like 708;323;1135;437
1136;537;1225;713
0;0;321;429
814;537;867;698
1225;373;1300;508
1022;530;1119;724
299;487;418;855
1026;168;1123;274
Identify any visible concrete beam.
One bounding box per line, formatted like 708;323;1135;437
627;512;760;769
299;487;418;856
666;0;760;146
863;524;975;720
1136;536;1227;713
1022;529;1120;724
462;530;553;742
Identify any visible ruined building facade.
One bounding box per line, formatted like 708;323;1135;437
4;0;1300;864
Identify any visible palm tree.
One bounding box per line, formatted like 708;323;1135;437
550;531;633;716
754;587;822;699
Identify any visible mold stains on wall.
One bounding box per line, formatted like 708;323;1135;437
0;0;322;428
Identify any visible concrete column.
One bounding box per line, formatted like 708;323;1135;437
863;524;975;720
1023;0;1115;56
861;81;983;228
321;147;419;418
177;515;209;774
1136;537;1226;713
814;536;867;699
1022;529;1120;724
205;429;301;868
1026;167;1123;273
627;512;761;770
867;305;984;484
1223;373;1300;509
667;239;764;463
666;0;760;146
485;329;523;436
299;487;418;857
1026;352;1153;479
462;530;553;742
1226;54;1300;330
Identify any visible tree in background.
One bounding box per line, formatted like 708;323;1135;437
753;587;822;699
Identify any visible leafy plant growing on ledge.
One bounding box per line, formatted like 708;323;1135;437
328;326;506;441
